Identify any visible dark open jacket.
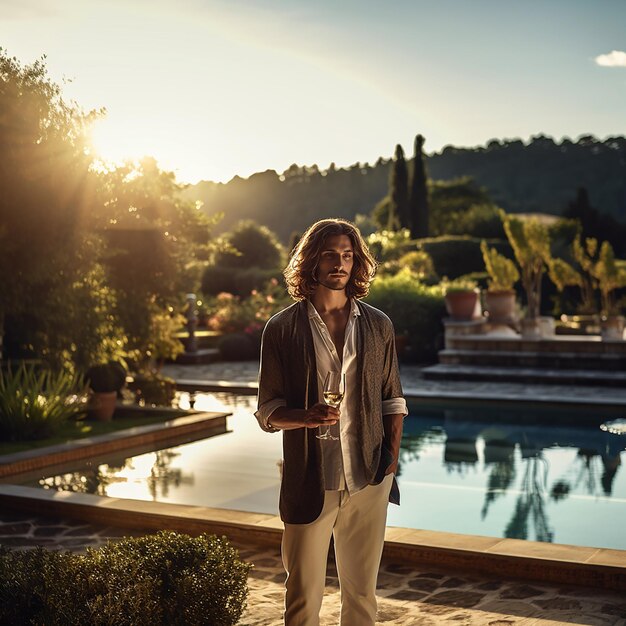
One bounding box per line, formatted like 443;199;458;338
256;299;404;524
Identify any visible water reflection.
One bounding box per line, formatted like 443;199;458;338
398;407;626;544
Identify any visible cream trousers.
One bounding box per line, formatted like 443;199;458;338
281;473;394;626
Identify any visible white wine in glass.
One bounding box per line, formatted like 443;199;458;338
317;371;344;441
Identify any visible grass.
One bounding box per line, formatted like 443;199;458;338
0;409;188;456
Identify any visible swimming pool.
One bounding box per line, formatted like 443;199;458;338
28;393;626;551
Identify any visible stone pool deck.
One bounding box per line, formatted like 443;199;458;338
2;512;625;625
2;361;626;624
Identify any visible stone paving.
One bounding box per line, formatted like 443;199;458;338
1;512;625;625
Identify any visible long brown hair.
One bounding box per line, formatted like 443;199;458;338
284;219;377;300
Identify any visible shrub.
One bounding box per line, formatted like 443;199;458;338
214;220;284;269
418;235;512;280
0;363;88;441
85;361;127;393
366;268;446;362
201;265;281;297
0;531;251;626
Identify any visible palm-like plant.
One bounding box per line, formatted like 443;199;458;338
0;363;88;441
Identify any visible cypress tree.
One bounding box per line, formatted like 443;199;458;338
388;144;409;230
409;134;430;238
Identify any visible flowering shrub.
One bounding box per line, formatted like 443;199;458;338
206;279;291;337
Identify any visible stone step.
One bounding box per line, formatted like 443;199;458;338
447;334;626;355
422;363;626;387
439;349;626;370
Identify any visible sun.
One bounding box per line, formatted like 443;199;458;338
89;116;149;166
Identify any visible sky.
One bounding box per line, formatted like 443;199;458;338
2;0;625;184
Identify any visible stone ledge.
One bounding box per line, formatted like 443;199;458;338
0;411;229;479
1;485;624;592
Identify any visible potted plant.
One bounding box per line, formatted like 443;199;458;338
480;240;519;323
501;213;552;339
85;361;127;421
590;241;626;340
442;277;480;321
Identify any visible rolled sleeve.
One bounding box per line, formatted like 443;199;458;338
254;399;285;433
382;397;408;417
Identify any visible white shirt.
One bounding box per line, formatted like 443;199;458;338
256;298;408;495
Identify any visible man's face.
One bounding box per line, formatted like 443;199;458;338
316;234;354;291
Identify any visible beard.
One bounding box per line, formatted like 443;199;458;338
318;272;350;291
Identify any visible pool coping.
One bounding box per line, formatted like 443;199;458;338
0;484;624;592
0;410;229;479
1;402;626;592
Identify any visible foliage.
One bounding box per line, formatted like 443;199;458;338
481;240;519;291
502;213;552;319
202;265;281;298
146;309;186;368
571;237;599;314
85;361;127;393
590;241;626;316
206;279;291;336
133;371;177;407
388;144;409;230
392;250;437;282
0;531;250;626
213;220;285;270
408;134;429;238
184;135;626;245
365;229;413;263
441;277;479;294
366;268;446;362
418;235;512;280
0;363;88;441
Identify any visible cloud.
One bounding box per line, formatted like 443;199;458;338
595;50;626;67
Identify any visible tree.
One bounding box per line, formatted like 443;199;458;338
0;49;114;369
408;134;429;238
388;144;409;230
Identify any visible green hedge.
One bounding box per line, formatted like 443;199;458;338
418;235;512;280
201;265;281;297
366;269;446;363
0;531;250;626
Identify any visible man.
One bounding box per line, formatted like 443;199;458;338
255;218;407;626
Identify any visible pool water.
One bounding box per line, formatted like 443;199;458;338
30;393;626;550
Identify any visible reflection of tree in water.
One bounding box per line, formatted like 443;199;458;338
481;441;516;520
551;448;622;500
146;449;194;499
398;428;443;478
39;461;128;496
504;454;554;543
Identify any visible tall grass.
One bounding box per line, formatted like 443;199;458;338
0;363;88;441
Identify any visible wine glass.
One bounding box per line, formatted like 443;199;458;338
317;371;344;441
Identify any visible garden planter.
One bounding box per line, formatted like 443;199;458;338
444;290;480;321
394;334;409;359
601;315;625;341
88;391;117;421
484;290;516;323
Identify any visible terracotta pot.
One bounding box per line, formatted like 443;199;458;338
394;335;409;359
88;391;117;421
601;315;625;341
444;290;479;321
484;290;516;323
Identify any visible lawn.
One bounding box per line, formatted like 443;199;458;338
0;408;189;456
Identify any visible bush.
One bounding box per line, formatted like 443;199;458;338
85;361;127;393
418;235;512;280
0;531;251;626
214;220;284;270
366;269;446;362
0;363;88;441
202;265;280;298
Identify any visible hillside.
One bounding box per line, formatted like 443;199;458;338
183;135;626;242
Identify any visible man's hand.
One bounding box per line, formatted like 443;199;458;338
302;402;340;429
